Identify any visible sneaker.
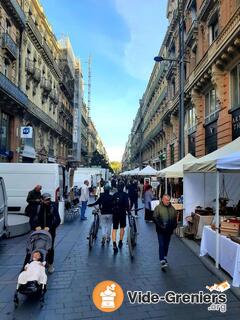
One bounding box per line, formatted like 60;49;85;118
160;260;167;269
113;242;118;254
164;258;168;266
118;240;123;248
81;217;87;221
48;264;55;273
106;237;111;243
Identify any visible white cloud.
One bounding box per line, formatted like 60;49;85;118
114;0;168;81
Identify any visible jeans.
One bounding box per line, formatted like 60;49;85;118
100;214;112;239
80;201;88;219
157;232;172;261
130;197;138;215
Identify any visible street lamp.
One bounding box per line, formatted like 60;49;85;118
154;0;185;160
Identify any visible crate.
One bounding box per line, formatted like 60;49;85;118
220;221;240;237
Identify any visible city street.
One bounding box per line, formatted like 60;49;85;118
0;205;239;320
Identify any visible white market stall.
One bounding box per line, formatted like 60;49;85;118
138;165;158;176
184;143;240;275
157;153;196;192
128;167;140;176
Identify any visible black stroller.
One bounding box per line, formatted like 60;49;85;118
14;230;52;307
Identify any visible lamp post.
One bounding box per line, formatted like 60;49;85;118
154;0;185;160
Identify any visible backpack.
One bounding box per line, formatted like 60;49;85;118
112;192;127;215
78;187;82;197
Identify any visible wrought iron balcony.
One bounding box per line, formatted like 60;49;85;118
26;15;42;48
60;78;74;100
1;33;18;60
42;40;62;79
33;68;41;83
61;127;72;142
185;19;198;48
1;0;26;30
0;71;27;106
25;58;34;75
41;77;52;93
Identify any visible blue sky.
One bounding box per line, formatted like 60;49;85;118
40;0;169;161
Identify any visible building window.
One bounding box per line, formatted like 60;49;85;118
209;18;219;45
186;106;197;133
0;111;10;151
231;63;240;109
205;89;219;123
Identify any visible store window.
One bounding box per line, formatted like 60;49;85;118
0;111;10;152
231;63;240;109
205;88;219;123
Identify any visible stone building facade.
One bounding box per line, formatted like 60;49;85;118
125;0;240;170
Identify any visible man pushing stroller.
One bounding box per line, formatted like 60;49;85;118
26;193;61;273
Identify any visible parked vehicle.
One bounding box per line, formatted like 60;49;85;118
0;177;8;238
0;164;67;222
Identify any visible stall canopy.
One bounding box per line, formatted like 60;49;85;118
184;137;240;172
138;165;158;176
157;153;196;178
129;167;140;176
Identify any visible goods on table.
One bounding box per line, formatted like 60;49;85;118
220;218;240;237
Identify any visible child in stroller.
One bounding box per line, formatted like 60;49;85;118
14;230;52;307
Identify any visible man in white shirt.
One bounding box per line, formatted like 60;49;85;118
80;180;90;220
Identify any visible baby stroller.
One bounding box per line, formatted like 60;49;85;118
14;230;52;307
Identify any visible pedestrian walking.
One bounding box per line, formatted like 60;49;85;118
25;185;42;217
79;180;90;220
26;193;61;273
88;184;113;245
112;181;130;253
144;185;154;221
153;194;178;269
127;180;139;217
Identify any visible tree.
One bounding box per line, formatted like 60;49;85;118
90;150;111;171
110;161;122;174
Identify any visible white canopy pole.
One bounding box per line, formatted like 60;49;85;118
215;170;220;269
165;177;167;194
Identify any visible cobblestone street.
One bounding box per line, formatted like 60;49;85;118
0;205;239;320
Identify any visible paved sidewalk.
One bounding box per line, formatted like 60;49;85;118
0;205;239;320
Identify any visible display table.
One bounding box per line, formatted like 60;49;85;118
200;226;240;287
196;214;213;239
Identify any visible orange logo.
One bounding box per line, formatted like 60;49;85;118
92;280;124;312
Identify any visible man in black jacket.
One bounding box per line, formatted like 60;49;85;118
127;180;139;217
88;184;113;245
112;182;130;253
30;193;61;273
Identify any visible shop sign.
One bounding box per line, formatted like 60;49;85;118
232;108;240;140
21;127;33;139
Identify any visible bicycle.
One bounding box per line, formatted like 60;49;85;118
87;207;100;250
127;207;143;259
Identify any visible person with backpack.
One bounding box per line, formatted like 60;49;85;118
88;184;113;245
112;181;130;253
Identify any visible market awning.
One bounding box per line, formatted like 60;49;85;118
157;153;196;178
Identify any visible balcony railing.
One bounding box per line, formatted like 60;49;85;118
1;0;26;29
33;68;41;83
42;40;62;79
41;77;52;93
26;15;42;48
185;19;198;47
0;71;27;106
25;58;34;75
61;127;72;141
1;33;18;60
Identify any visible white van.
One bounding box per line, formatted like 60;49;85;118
0;164;67;222
0;177;8;238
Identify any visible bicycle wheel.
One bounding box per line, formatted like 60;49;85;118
94;215;100;239
127;227;134;259
88;223;94;250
